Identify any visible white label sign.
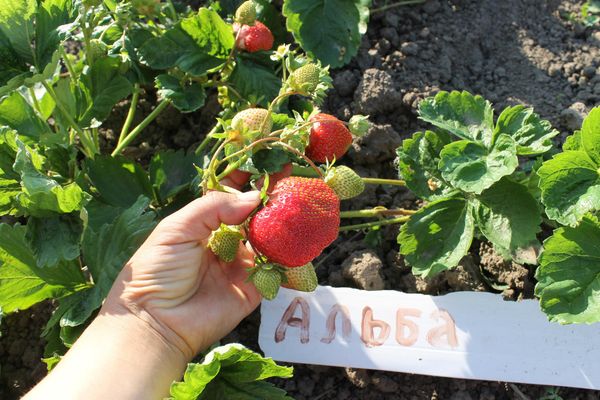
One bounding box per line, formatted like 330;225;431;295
259;286;600;389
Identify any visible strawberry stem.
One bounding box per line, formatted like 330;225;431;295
362;177;406;186
339;216;410;232
271;142;323;178
370;0;426;13
340;208;416;218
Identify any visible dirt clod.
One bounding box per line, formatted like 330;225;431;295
342;250;386;290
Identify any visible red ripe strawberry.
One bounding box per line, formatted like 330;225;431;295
249;177;340;268
235;21;274;53
305;113;353;163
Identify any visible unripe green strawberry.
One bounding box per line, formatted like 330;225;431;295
282;263;318;292
290;63;320;93
252;265;282;300
132;0;160;16
208;224;243;263
88;39;108;60
235;1;257;25
325;166;365;200
231;108;272;135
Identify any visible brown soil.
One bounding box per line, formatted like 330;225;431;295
1;0;599;399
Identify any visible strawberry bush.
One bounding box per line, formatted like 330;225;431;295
395;92;600;324
0;0;599;397
0;0;373;396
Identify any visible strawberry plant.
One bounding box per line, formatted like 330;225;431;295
535;108;600;324
394;91;600;325
0;0;380;394
396;90;558;277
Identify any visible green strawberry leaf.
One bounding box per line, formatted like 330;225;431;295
59;197;156;327
0;176;20;215
77;57;133;127
0;91;51;138
282;0;370;68
581;107;600;165
14;141;88;217
156;74;206;113
0;0;75;92
395;130;452;201
474;178;541;262
149;149;202;204
251;148;290;174
271;113;296;131
87;155;153;208
0;128;19;179
169;344;293;400
399;196;475;277
563;130;582;151
25;213;82;268
537;151;600;227
535;214;600;324
494;105;559;155
418;91;495;145
52;58;132;129
438;133;518;195
35;0;76;68
230;54;281;106
138;8;233;76
0;224;86;314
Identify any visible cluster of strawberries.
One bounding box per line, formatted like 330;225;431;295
207;1;366;299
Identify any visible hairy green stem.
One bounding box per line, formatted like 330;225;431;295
42;81;97;157
111;99;171;156
195;122;222;155
118;84;141;145
340;208;415;218
362;177;406;186
59;46;77;80
339;216;410;232
371;0;426;13
28;87;43;115
216;154;248;181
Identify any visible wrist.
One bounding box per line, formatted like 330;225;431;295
101;287;195;362
26;298;188;400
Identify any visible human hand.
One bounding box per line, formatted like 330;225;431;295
102;183;262;360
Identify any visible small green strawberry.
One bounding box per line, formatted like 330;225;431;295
235;1;257;25
88;39;108;60
290;63;320;93
282;263;318;292
325;166;365;200
231;108;273;135
252;265;282;300
208;224;243;263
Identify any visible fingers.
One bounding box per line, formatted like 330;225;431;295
220;170;251;191
156;191;261;243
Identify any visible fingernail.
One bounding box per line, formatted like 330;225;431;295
237;191;261;204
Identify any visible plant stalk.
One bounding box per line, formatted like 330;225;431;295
362;177;406;186
371;0;427;13
195;122;222;155
118;83;141;145
340;208;416;218
42;81;97;157
111;99;171;156
339;216;410;232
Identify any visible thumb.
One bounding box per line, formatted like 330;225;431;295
153;191;261;244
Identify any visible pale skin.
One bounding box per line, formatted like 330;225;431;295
25;172;263;400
